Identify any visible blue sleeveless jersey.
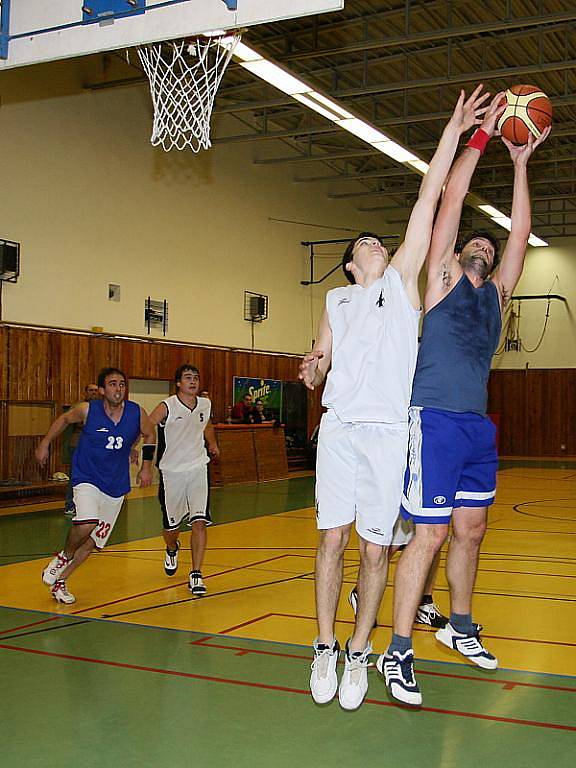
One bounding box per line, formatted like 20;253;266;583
72;400;141;497
411;274;501;415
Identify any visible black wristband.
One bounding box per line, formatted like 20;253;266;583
141;444;155;461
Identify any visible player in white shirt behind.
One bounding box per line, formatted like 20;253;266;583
299;86;490;711
149;365;219;595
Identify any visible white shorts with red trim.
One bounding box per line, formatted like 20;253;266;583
72;483;125;549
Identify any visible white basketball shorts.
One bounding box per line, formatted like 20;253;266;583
72;483;125;549
315;409;412;546
159;465;211;530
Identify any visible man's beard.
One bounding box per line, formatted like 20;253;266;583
460;252;491;280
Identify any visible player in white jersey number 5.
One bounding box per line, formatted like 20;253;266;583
149;365;219;596
299;86;491;711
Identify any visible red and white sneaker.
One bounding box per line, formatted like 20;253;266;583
42;551;71;586
51;580;76;605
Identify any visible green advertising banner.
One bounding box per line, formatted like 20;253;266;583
233;377;282;419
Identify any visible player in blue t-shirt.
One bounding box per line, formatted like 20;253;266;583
36;367;156;605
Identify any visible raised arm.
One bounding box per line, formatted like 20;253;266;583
391;85;491;305
424;93;505;298
492;126;551;305
298;309;333;391
35;402;89;466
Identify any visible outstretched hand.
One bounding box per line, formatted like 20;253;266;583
298;350;324;390
449;85;492;134
502;125;551;165
479;91;507;137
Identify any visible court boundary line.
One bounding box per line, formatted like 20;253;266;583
1;603;575;683
189;636;576;694
1;641;574;733
219;611;576;649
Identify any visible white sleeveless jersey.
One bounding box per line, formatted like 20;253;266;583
158;395;211;472
322;265;420;424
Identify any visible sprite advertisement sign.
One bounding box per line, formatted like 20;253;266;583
233;377;282;419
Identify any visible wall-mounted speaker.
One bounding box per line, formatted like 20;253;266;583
0;240;20;282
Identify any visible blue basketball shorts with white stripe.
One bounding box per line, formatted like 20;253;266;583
401;407;498;525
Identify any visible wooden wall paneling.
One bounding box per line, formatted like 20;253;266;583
0;326;7;400
525;369;549;455
7;328;56;401
488;370;527;455
562;371;576;455
525;369;569;456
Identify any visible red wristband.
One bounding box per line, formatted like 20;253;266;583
466;128;490;155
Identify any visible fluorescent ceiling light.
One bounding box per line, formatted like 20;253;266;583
309;92;354;120
528;234;549;247
491;216;513;232
372;141;418;163
407;159;430;174
241;59;309;95
230;42;550;246
336;118;390;143
228;40;262;62
293;93;347;122
478;204;503;218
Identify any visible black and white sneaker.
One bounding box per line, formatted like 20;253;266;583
348;587;378;628
164;542;179;576
435;623;498;670
189;570;207;595
415;601;448;629
376;649;422;707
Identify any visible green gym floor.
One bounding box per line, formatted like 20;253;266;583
1;468;575;766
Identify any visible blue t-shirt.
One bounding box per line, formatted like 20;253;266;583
411;274;501;415
72;400;141;497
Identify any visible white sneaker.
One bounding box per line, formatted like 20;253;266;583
42;551;71;586
338;640;372;711
310;638;340;704
51;580;76;605
436;623;498;670
164;542;179;576
188;570;207;595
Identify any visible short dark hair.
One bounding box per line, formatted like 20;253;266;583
457;231;501;271
174;364;200;384
342;231;383;285
97;368;127;388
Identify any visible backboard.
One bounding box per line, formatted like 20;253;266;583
0;0;344;70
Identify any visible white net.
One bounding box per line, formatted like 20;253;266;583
137;33;241;152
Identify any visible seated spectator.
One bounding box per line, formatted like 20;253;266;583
231;394;253;423
252;399;274;424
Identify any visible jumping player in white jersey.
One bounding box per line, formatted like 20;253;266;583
149;365;219;595
299;86;491;711
37;368;156;605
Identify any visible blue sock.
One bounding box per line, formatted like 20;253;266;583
450;612;474;634
388;633;412;654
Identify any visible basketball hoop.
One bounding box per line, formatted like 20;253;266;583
137;32;241;152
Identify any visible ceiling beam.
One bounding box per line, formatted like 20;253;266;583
277;10;576;62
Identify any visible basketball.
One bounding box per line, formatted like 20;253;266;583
497;85;553;144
